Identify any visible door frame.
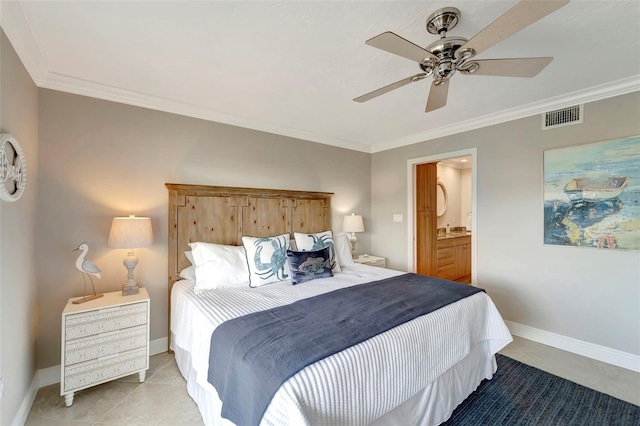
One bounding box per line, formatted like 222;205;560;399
406;148;477;283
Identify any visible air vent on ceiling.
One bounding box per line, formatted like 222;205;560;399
542;105;583;129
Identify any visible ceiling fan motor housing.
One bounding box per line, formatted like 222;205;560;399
420;36;469;80
426;36;468;58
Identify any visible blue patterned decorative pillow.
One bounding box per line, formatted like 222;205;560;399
286;248;333;285
242;233;291;287
294;231;341;274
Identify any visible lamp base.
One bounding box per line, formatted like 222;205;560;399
122;252;140;296
349;232;358;253
72;294;104;304
122;283;139;296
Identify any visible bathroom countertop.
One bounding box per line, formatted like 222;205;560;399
437;231;472;240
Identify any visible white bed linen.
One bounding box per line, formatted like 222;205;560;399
171;265;512;426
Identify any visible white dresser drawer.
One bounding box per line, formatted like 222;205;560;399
64;324;148;366
63;347;148;392
65;302;147;340
64;347;149;391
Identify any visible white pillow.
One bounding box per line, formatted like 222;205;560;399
294;231;341;273
179;265;196;284
184;250;195;265
188;242;250;293
334;233;355;267
242;233;291;287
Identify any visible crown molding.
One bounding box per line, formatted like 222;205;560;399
39;71;372;153
3;1;638;155
372;76;640;153
1;1;371;153
40;70;640;156
1;0;49;84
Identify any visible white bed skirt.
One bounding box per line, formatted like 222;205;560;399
170;266;511;425
172;334;497;426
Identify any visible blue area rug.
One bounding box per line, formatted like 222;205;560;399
441;354;639;426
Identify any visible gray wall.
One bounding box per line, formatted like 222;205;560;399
36;89;372;369
0;29;39;425
371;92;640;356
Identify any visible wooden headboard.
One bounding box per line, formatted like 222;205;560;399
166;183;333;339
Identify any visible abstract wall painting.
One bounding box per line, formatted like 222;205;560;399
544;136;640;250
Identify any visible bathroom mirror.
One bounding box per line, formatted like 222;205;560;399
436;181;447;217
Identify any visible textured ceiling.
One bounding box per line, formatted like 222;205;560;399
2;0;639;152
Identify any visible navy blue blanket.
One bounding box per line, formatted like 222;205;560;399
208;273;483;426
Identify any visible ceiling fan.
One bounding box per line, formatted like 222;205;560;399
354;0;570;112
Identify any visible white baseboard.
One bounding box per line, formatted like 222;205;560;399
36;364;60;389
11;375;39;426
505;320;640;373
10;335;173;425
149;336;169;356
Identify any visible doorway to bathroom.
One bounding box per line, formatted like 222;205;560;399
406;148;477;284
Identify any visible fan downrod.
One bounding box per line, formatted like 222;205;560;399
420;7;473;81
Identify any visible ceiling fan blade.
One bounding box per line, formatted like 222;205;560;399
459;0;569;58
425;79;449;112
366;31;438;63
354;73;427;103
467;57;553;77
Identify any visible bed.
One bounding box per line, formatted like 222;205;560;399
166;183;512;426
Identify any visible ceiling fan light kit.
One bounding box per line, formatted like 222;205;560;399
354;0;570;112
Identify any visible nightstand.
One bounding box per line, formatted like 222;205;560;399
354;255;386;268
60;288;150;407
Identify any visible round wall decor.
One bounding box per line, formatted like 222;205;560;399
0;133;27;202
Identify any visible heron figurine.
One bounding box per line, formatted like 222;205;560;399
72;242;104;304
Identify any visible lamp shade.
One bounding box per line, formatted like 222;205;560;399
107;215;153;249
343;214;364;233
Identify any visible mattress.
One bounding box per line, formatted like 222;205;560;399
171;265;512;425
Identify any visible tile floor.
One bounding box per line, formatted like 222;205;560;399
26;336;639;425
25;353;202;426
499;336;639;406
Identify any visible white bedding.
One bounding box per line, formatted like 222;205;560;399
171;265;512;425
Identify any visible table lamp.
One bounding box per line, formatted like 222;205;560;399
343;213;364;253
108;215;153;295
